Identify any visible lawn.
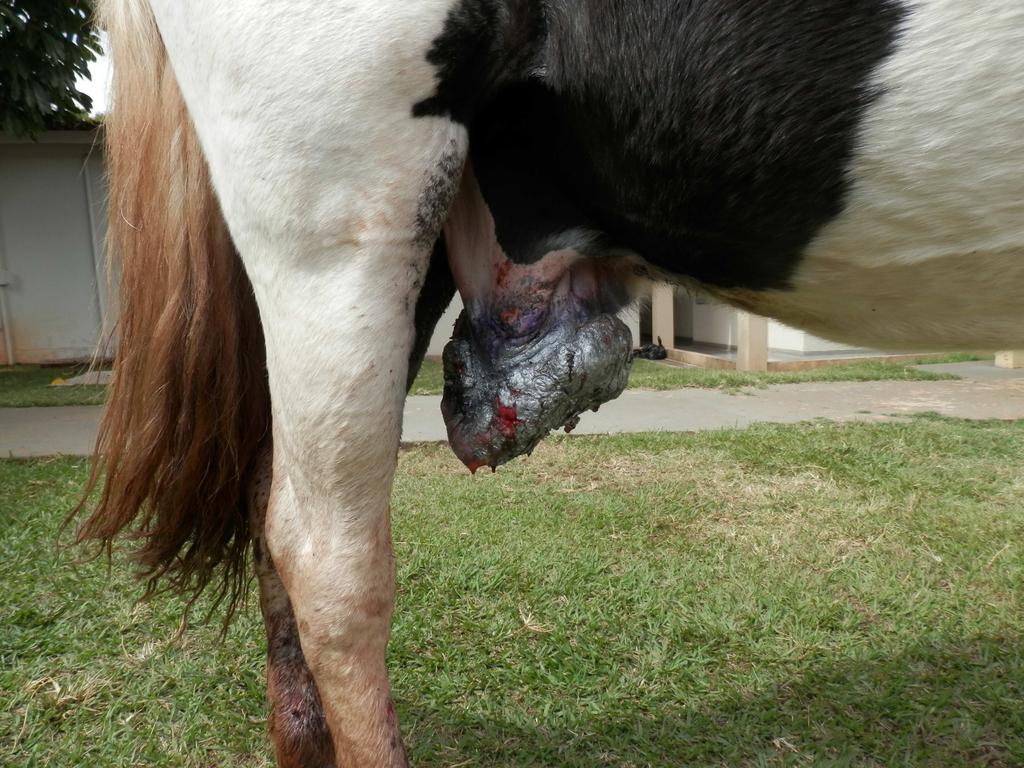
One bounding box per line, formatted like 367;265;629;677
412;352;983;396
0;354;984;407
0;365;106;408
3;416;1023;766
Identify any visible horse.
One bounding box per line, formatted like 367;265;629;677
78;0;1024;765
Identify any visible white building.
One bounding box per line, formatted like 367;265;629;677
0;130;110;365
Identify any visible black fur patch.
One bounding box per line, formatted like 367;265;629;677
468;80;608;265
414;138;465;248
407;238;456;391
416;0;907;290
413;0;542;124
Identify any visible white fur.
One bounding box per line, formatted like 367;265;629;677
147;1;466;763
745;0;1024;349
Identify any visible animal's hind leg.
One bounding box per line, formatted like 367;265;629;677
249;443;336;768
149;3;466;762
245;242;454;767
254;247;442;767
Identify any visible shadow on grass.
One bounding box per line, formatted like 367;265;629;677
401;635;1023;767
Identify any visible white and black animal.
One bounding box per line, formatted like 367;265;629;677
82;0;1023;765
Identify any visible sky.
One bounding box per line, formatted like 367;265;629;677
76;40;111;115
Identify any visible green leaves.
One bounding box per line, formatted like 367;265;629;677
0;1;103;137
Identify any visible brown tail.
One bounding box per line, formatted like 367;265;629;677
77;0;270;618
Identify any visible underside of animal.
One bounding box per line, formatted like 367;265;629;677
430;0;1024;468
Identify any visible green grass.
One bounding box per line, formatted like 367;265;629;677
3;416;1024;766
626;352;985;392
409;358;445;396
0;353;987;406
412;353;986;396
0;366;106;408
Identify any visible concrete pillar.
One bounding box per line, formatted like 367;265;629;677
995;351;1024;369
736;311;769;372
651;284;675;349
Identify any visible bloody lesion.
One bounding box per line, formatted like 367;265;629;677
494;398;523;437
441;164;635;471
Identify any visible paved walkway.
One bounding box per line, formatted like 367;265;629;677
2;362;1023;458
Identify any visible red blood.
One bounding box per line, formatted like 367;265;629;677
494;399;522;438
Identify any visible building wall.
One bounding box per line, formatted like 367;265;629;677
672;289;694;340
767;320;859;354
796;327;858;354
692;296;738;347
427;297;463;357
687;291;857;355
0;132;109;364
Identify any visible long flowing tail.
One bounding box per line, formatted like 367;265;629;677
77;0;270;617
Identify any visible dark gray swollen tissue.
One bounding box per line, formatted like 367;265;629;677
442;312;634;469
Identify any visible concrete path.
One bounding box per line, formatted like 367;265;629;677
3;362;1023;458
0;406;103;458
